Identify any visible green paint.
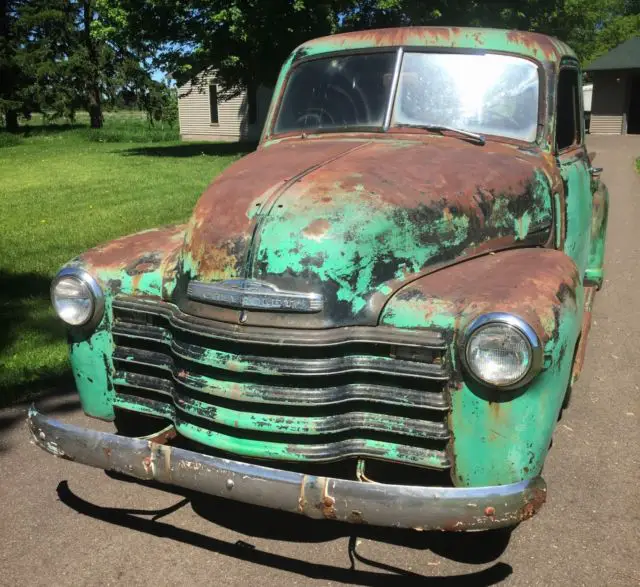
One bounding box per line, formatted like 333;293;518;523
255;191;471;314
449;299;580;485
253;177;551;315
381;250;583;486
560;154;593;279
116;389;436;438
298;29;575;63
585;180;609;287
68;304;115;420
381;297;457;332
515;210;532;240
115;390;447;468
553;192;562;248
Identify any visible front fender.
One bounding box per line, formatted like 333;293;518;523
66;224;187;300
59;225;186;421
380;248;583;486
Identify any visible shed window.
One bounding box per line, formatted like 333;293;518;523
556;69;581;150
209;85;219;124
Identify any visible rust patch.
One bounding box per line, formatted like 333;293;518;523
81;225;186;271
520;486;547;521
505;30;562;61
321;495;337;520
571;285;596;384
185;140;368;280
143;425;177;445
392;248;580;343
298;475;307;513
303;219;330;239
348;510;365;524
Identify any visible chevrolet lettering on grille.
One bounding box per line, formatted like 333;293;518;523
187;279;324;313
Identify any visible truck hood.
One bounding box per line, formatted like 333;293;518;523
179;137;556;327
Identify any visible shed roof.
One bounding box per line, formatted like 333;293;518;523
293;27;576;64
585;37;640;71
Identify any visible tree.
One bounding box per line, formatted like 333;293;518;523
15;0;85;122
582;0;640;63
1;0;163;130
95;0;345;95
0;0;32;131
99;0;618;94
344;1;639;64
82;1;104;127
9;0;632;133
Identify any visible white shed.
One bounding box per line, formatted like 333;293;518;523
583;83;593;112
178;71;273;142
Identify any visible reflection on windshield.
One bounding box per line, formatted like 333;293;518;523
273;51;539;142
393;53;539;141
274;53;396;134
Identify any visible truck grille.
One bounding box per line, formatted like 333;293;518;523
110;298;452;471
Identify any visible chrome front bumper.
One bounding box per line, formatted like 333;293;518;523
28;407;546;531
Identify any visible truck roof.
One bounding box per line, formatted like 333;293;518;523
293;27;576;65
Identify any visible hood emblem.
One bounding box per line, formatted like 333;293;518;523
187;279;324;313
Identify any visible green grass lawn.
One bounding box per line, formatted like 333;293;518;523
636;157;640;174
0;111;251;406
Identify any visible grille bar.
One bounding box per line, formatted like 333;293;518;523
113;365;449;410
113;326;448;380
114;371;450;440
112;298;447;349
113;393;452;469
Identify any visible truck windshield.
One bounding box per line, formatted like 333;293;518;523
274;52;397;134
273;51;539;142
393;52;539;142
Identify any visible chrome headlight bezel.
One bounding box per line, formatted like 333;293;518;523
51;267;104;327
460;313;543;390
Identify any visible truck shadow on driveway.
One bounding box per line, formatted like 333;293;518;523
57;478;513;586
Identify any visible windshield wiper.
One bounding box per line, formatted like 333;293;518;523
396;124;486;146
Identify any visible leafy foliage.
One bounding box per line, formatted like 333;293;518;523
2;0;639;130
96;0;639;95
1;0;170;130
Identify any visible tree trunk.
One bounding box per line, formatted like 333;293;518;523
83;0;103;129
88;92;102;129
5;109;19;133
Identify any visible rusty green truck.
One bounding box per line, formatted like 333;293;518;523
29;27;609;531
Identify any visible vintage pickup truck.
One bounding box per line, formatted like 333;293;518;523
29;27;608;532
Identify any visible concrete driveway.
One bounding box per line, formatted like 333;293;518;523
1;135;639;587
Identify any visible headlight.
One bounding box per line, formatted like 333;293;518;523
51;268;103;326
462;313;542;389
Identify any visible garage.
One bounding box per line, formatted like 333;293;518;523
585;37;640;135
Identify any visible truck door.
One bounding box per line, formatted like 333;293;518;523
556;63;592;280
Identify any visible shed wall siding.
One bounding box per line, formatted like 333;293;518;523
589;115;624;134
178;72;272;142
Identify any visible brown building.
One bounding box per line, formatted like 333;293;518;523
585;37;640;135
